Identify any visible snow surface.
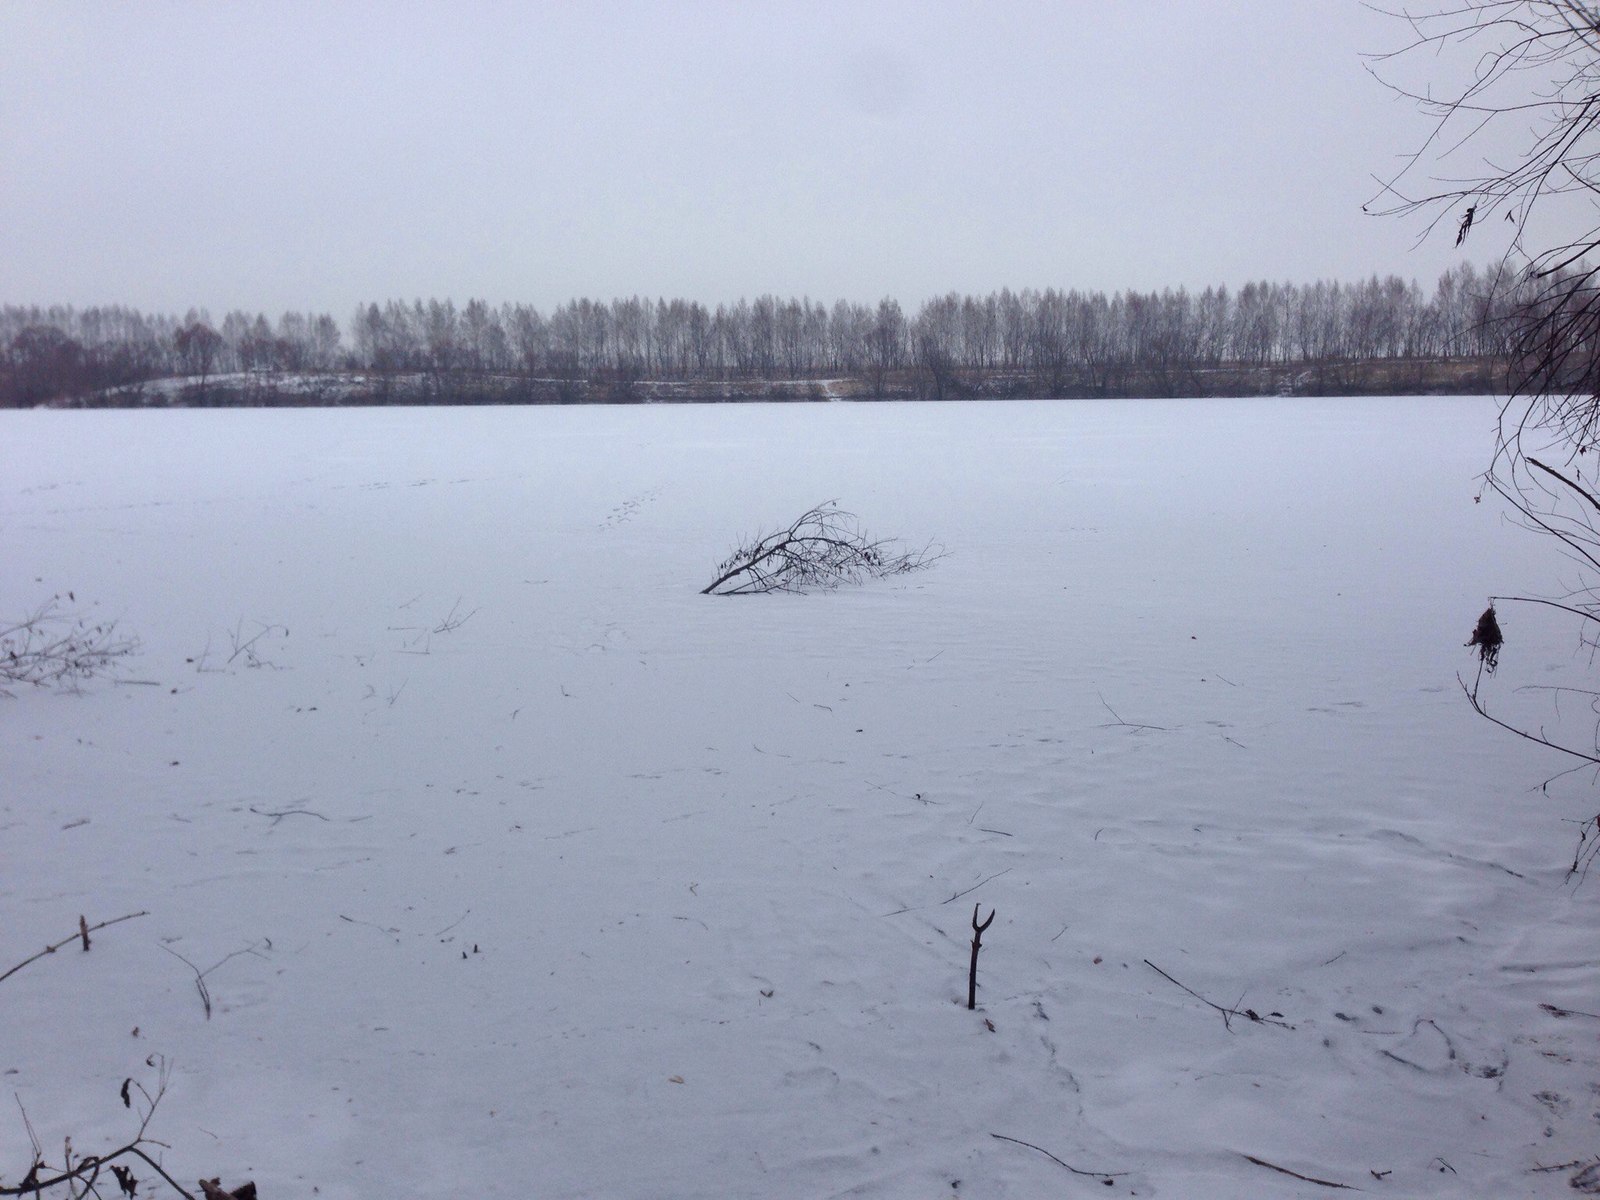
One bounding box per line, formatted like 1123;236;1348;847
3;397;1599;1198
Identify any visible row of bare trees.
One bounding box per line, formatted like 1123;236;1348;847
1;263;1521;406
344;266;1514;383
0;306;343;407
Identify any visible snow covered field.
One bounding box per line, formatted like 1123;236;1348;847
4;397;1599;1198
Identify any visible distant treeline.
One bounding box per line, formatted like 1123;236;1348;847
0;264;1526;408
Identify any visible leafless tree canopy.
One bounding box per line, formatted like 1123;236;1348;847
1372;3;1600;452
1375;5;1600;800
2;266;1522;408
701;503;941;596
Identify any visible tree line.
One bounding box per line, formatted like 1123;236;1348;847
0;263;1526;407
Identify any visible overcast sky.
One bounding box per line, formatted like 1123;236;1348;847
0;2;1512;320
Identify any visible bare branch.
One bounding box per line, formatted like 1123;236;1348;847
988;1132;1125;1183
702;502;942;595
0;912;150;987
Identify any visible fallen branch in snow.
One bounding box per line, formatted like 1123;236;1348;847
943;867;1013;905
0;911;149;987
431;597;478;634
1143;959;1294;1031
879;867;1015;917
339;913;403;942
224;619;288;669
248;805;330;825
701;502;941;595
988;1133;1124;1184
0;597;139;691
1241;1153;1355;1190
1541;1002;1600;1020
1534;1158;1595;1172
1096;694;1170;732
198;1177;258;1199
160;942;268;1019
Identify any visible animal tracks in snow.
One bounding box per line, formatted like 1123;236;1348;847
597;484;663;531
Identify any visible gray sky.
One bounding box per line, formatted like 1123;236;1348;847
0;2;1496;319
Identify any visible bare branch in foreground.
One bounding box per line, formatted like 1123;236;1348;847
1459;671;1600;767
1;1059;203;1199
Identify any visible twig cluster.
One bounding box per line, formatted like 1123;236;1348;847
702;502;941;595
1;597;138;691
988;1132;1124;1185
2;920;256;1197
0;1060;202;1199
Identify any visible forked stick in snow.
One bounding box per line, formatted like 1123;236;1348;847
967;903;995;1010
0;912;149;987
701;502;941;595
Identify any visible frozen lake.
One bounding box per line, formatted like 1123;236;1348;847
4;397;1598;1198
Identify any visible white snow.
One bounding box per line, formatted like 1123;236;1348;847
3;397;1598;1198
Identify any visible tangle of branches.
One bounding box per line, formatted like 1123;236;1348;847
701;502;942;596
1;596;138;691
1374;6;1600;855
0;1059;207;1199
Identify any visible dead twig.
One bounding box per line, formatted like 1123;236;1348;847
1144;959;1294;1031
1241;1153;1355;1190
1097;694;1170;732
0;912;149;987
248;805;330;826
1;1059;199;1199
224;620;287;669
1541;1001;1600;1020
944;867;1013;905
431;598;478;634
160;943;267;1020
988;1133;1124;1183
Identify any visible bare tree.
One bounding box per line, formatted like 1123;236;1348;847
173;320;223;401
